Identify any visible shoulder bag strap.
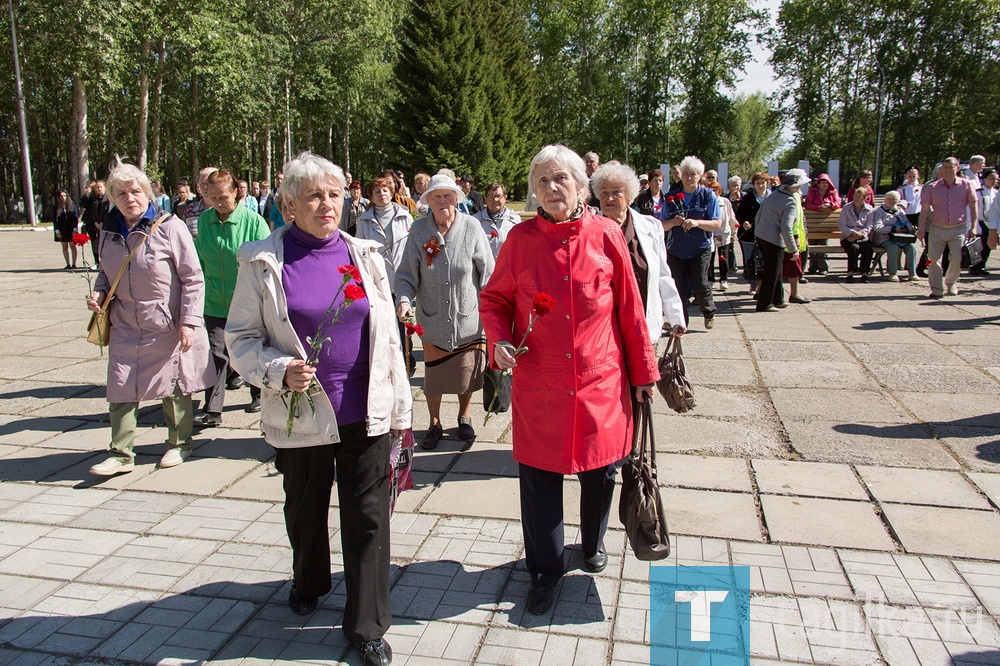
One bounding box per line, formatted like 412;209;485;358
103;213;170;304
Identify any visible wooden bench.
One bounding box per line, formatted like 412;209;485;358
804;209;887;276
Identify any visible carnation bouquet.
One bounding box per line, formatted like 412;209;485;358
484;292;555;423
74;233;104;355
283;265;365;435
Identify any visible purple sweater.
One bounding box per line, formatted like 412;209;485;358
283;224;370;426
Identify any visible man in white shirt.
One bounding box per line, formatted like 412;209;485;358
971;167;996;275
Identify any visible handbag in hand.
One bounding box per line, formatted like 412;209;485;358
619;400;671;561
656;335;696;413
87;213;169;347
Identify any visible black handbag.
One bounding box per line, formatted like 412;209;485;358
482;368;512;413
890;232;917;245
962;236;984;268
619;400;671;561
656;335;696;413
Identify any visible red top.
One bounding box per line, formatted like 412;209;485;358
479;210;659;474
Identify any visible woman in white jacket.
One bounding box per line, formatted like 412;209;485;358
591;162;687;340
226;152;409;666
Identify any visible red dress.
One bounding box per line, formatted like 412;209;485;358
479;211;659;474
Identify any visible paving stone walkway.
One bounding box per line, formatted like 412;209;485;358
0;228;999;665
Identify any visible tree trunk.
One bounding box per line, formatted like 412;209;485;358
190;74;200;183
150;39;165;172
262;124;272;183
137;41;151;170
304;117;313;152
171;137;181;185
72;69;89;199
342;109;351;174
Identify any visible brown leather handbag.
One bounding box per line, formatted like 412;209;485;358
619;400;671;561
86;214;168;347
657;335;696;413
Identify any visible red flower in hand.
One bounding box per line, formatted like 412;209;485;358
71;233;90;247
666;196;675;204
532;292;556;317
676;192;686;200
338;265;362;283
405;322;425;336
344;284;365;302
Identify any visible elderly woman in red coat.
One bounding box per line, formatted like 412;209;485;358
479;144;659;616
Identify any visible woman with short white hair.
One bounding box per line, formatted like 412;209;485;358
226;152;410;666
85;160;213;476
663;155;724;329
591;162;686;339
871;190;917;281
479;145;658;616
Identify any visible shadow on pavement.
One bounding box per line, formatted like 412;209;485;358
0;559;606;663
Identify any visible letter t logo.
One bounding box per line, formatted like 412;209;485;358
674;590;729;641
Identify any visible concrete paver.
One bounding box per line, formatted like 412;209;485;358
1;230;999;664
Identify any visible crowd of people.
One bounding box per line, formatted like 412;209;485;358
68;146;992;666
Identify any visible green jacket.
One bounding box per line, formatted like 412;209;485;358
195;205;270;318
789;192;807;253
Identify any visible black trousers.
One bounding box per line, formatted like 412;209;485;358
205;315;259;414
518;461;617;588
274;422;391;644
755;238;785;310
667;249;715;320
840;238;874;274
971;220;992;271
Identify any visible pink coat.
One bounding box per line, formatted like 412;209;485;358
95;214;213;403
479;211;659;475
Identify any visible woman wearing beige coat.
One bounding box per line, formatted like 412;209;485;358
86;161;213;476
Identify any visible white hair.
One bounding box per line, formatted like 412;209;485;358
883;190;900;204
970;155;986;165
678;155;706;175
106;157;154;203
728;176;742;188
529;145;590;203
436;168;456;179
591;163;640;204
280;152;346;202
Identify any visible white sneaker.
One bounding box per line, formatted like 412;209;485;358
720;281;729;292
90;457;134;476
947;284;959;296
887;274;900;282
159;448;190;469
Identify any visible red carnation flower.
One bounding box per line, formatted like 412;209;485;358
489;231;499;239
532;292;556;317
344;284;365;302
666;196;675;203
338;265;362;283
405;322;425;336
676;192;686;200
71;233;90;247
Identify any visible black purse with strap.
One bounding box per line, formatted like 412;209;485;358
619;400;671;561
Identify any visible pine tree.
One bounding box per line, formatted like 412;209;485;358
393;0;493;178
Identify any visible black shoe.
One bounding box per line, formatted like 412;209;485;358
584;550;607;573
845;275;855;283
193;412;222;428
288;585;318;615
860;274;870;283
798;277;809;284
526;585;555;615
245;397;261;413
356;638;392;666
421;423;443;450
227;376;246;390
457;417;476;441
64;264;72;270
774;302;789;309
755;305;775;313
789;296;811;304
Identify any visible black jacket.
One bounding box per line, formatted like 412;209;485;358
735;191;763;242
633;190;659;217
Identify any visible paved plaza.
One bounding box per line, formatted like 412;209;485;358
0;228;999;665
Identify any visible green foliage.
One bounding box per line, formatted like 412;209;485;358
771;0;1000;188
